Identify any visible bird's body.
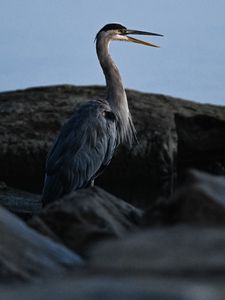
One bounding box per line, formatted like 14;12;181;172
42;99;117;203
42;23;162;205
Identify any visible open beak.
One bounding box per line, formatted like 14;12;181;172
124;29;163;48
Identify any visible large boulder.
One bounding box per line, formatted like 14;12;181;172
143;170;225;226
1;275;224;300
0;181;41;219
90;226;225;279
175;113;225;177
0;204;82;283
29;186;142;256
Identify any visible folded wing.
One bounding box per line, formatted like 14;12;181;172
42;100;117;205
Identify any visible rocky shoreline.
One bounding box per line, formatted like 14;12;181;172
0;85;225;299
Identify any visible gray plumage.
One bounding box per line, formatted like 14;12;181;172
42;23;162;205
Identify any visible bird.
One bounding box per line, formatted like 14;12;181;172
42;23;163;206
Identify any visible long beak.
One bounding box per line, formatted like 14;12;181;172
125;29;163;48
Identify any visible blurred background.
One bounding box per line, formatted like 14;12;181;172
0;0;224;105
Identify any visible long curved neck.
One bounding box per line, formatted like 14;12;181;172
96;36;129;126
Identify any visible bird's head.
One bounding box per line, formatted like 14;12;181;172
95;23;163;48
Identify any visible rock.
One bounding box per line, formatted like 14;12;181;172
175;114;225;177
90;226;225;279
143;170;225;226
1;276;225;300
0;181;41;219
0;204;82;283
29;186;142;256
0;85;225;207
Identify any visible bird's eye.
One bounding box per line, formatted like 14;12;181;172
120;29;126;35
103;111;115;122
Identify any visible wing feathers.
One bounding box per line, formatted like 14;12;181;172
42;100;117;204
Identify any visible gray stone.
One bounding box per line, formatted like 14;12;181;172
0;276;224;300
90;226;225;278
144;170;225;226
175;114;225;176
0;204;82;283
29;186;142;256
0;181;41;218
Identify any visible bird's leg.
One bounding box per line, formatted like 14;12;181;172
91;180;95;188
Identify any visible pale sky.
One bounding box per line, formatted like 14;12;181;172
0;0;225;105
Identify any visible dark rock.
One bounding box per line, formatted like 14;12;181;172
0;204;82;283
1;276;224;300
29;186;142;256
176;114;225;178
90;226;225;279
0;181;41;219
143;170;225;227
1;85;225;207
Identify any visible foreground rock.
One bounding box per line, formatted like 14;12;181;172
144;170;225;226
1;275;225;300
0;85;224;207
0;204;82;283
0;181;41;218
175;113;225;177
29;186;142;256
90;226;225;279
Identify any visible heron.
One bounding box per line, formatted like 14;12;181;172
42;23;163;205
